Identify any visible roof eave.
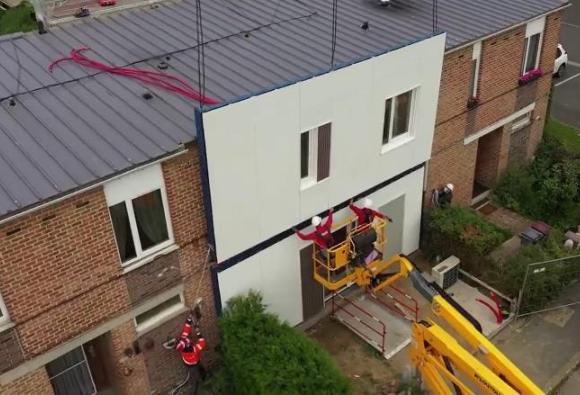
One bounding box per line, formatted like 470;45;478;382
445;2;572;54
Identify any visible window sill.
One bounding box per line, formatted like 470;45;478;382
300;177;330;192
380;135;414;155
300;178;317;191
0;321;15;333
135;304;187;337
122;243;179;275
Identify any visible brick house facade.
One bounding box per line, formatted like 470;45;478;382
0;3;566;394
0;145;218;394
427;11;563;206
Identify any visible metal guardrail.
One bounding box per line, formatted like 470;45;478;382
367;285;419;322
331;293;386;355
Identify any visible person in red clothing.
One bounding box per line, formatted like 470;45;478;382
349;198;390;226
293;209;334;249
175;315;207;384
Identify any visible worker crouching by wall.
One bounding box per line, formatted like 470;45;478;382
431;183;454;208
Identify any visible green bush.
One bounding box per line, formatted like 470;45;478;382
0;2;37;35
486;231;580;313
422;206;510;273
494;123;580;228
218;291;350;395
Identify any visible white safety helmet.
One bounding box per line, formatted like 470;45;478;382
363;198;373;208
311;216;322;226
446;183;455;192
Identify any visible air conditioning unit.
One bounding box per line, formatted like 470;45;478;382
432;255;460;289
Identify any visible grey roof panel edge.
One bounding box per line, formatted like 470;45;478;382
203;30;442;112
0;147;188;224
445;2;571;53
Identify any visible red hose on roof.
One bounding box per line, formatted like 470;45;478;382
48;48;219;105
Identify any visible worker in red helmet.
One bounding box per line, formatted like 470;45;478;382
294;209;334;249
349;198;391;226
175;315;207;381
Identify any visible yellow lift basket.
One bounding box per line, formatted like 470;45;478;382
313;216;387;290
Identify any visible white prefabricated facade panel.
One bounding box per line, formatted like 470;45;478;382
216;168;424;324
217;235;303;326
204;34;445;262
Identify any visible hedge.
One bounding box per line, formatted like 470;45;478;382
0;2;37;35
422;206;510;273
218;291;350;395
484;231;580;313
494;125;580;228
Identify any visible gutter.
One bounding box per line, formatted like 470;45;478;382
0;148;188;227
445;3;571;55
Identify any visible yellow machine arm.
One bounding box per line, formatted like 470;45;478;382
307;215;542;394
398;257;544;395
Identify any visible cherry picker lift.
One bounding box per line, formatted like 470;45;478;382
306;213;543;395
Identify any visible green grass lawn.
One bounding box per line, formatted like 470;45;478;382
544;118;580;154
0;2;37;36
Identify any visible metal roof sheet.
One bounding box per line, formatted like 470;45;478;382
0;0;569;221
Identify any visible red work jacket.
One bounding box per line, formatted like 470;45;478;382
175;320;206;366
295;210;334;249
349;204;385;226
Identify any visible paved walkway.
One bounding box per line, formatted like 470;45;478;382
477;203;535;262
492;280;580;393
479;204;532;235
555;366;580;394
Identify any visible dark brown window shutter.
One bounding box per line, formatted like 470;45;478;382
317;123;331;181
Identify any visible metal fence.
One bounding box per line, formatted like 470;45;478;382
516;254;580;317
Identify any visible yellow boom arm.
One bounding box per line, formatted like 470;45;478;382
398;257;543;395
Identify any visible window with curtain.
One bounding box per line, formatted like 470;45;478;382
47;347;96;395
382;89;414;145
523;33;541;74
109;188;172;265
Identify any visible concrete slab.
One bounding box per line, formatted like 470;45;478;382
333;273;505;362
555;366;580;395
445;280;503;336
543;306;575;328
333;292;411;359
493;281;580;391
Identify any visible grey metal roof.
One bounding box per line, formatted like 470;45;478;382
0;0;569;221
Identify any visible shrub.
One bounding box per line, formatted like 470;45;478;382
494;123;580;228
485;231;580;313
0;2;37;35
218;291;350;395
422;206;510;273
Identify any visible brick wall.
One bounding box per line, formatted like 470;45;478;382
0;368;53;395
0;190;131;357
0;145;218;391
100;146;218;395
427;11;562;206
109;321;151;395
161;145;218;352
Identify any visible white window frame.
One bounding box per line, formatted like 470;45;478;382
522;17;545;75
511;111;532;132
381;88;417;150
104;163;175;268
470;42;482;98
134;292;186;335
47;346;97;395
0;292;11;331
300;127;319;190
